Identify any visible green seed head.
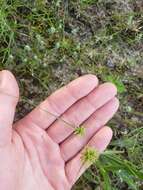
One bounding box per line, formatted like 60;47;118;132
74;126;86;136
82;146;99;164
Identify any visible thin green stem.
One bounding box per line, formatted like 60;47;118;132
0;90;85;133
20;97;76;129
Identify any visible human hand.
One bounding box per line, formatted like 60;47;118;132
0;70;119;190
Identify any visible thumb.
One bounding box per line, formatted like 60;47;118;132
0;70;19;147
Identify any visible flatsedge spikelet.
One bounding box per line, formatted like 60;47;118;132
74;126;86;136
81;146;99;165
75;146;100;179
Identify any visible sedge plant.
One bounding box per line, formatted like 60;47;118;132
0;90;87;137
0;91;100;173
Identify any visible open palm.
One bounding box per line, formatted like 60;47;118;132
0;70;119;190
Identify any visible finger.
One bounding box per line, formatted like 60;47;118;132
47;83;117;143
0;70;19;146
60;97;119;161
65;126;113;186
22;74;98;129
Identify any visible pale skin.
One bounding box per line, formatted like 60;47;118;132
0;70;119;190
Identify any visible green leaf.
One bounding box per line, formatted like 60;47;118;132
116;170;137;190
98;164;112;190
105;75;126;93
100;154;143;180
